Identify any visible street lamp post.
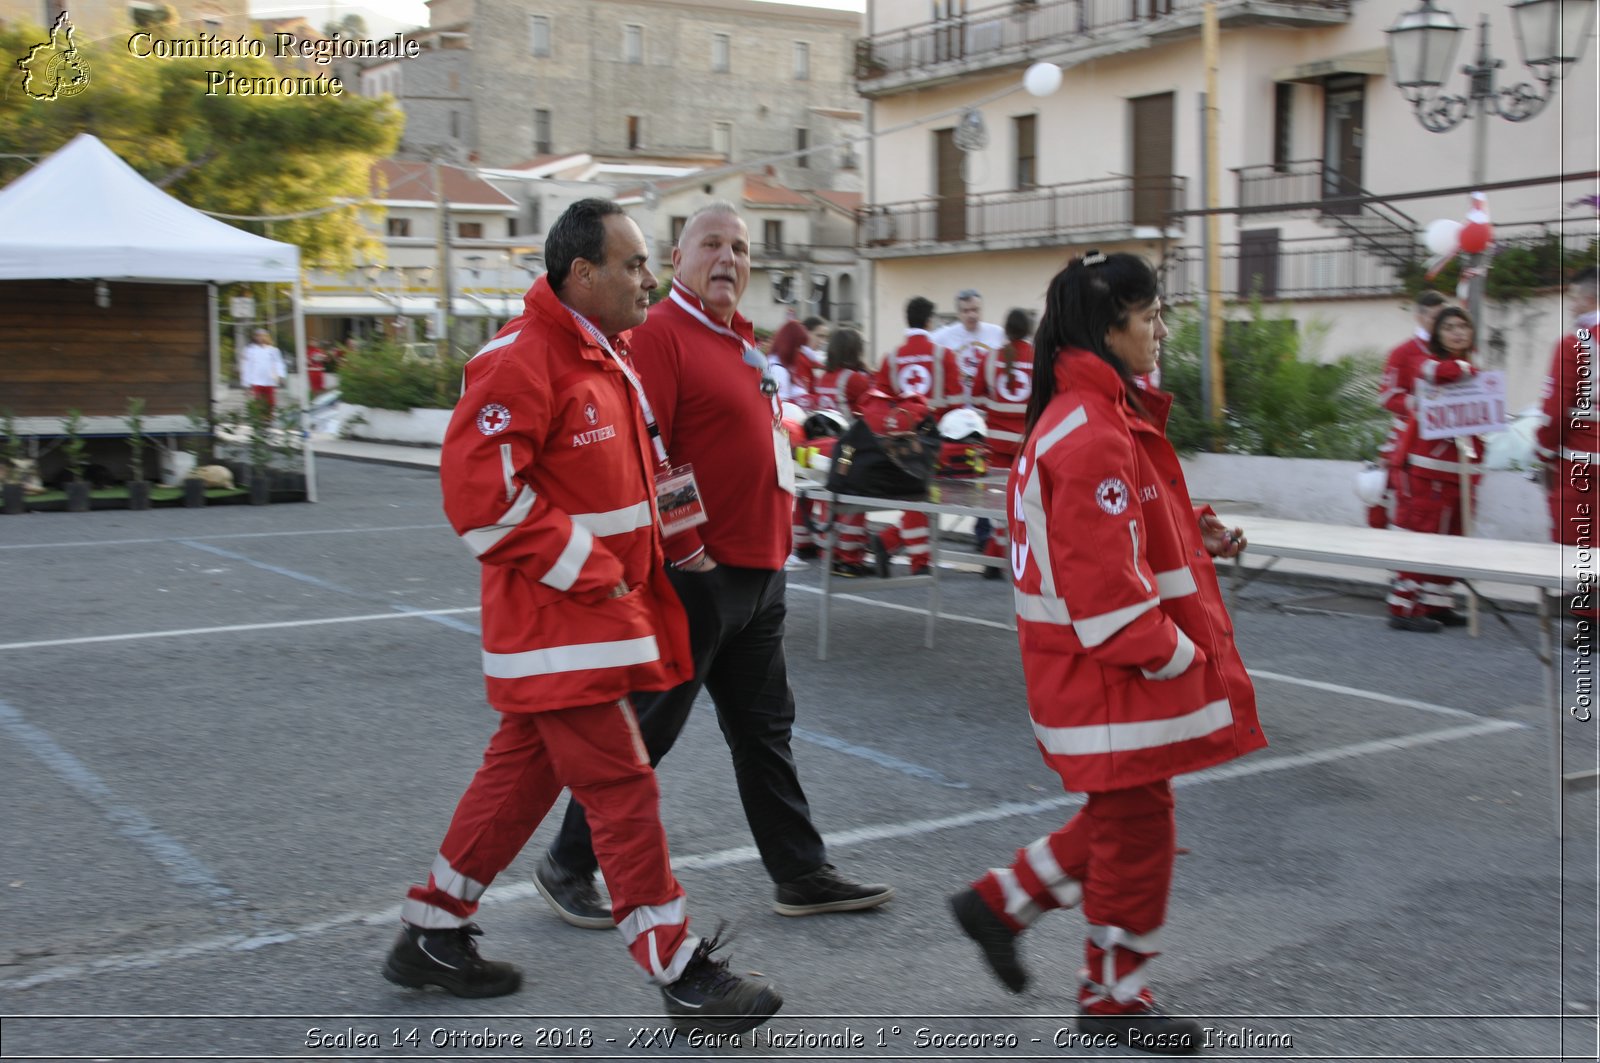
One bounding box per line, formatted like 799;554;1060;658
1385;0;1596;326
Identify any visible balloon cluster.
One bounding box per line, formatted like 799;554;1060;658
1422;193;1495;298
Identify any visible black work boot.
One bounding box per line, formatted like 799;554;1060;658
869;532;892;578
950;888;1028;992
661;935;783;1035
381;922;522;998
533;852;612;930
774;864;893;916
1077;1004;1202;1055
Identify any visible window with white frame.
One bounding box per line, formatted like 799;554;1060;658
534;108;552;155
623;24;643;64
713;121;732;158
712;32;730;73
529;15;551;57
793;41;810;80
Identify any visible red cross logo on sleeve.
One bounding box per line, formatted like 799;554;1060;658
1096;477;1130;515
476;403;511;436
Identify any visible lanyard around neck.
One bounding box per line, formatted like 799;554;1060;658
563;304;669;467
668;285;779;402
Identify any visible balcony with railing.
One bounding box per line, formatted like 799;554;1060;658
855;0;1352;96
1162;236;1409;303
859;175;1185;258
1234;160;1418;267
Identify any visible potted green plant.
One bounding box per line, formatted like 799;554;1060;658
1;409;25;515
124;397;151;510
270;401;308;500
61;408;90;512
245;396;273;505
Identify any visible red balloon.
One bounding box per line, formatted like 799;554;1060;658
1459;220;1493;254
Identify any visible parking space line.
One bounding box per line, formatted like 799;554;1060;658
0;717;1525;992
792;726;970;789
0;523;447;550
0;608;482;652
0;699;238;910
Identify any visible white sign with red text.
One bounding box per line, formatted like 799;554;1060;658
1416;370;1509;440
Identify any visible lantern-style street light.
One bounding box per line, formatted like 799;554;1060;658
1385;0;1595;321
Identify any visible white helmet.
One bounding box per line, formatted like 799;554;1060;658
780;401;807;425
1354;464;1388;506
937;407;987;441
803;408;849;439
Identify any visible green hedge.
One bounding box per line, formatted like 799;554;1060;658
1161;304;1388;461
338;340;468;411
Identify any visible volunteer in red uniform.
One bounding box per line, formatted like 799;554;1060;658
948;252;1263;1055
1374;292;1450;528
809;328;876;574
1534;265;1598;618
769;318;816;410
870;297;964;574
384;200;780;1032
1387;306;1481;632
971;308;1037;577
535;201;892;924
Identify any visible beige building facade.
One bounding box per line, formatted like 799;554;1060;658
858;0;1597;408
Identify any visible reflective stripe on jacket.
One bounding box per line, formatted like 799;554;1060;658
440;276;691;712
1008;349;1265;792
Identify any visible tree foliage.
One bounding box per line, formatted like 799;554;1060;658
1161;303;1388;460
0;14;402;268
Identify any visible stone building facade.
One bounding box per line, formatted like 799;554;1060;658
369;0;862;190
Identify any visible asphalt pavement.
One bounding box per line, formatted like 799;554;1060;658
0;455;1595;1062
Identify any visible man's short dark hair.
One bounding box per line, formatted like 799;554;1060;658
545;198;627;293
906;296;935;329
1415;290;1448;311
802;316;824;330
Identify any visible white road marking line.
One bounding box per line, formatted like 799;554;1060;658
0;718;1526;992
787;582;1012;630
0;699;237;909
0;608;482;651
0;523;448;551
1248;669;1500;722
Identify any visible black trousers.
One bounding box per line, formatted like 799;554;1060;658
550;564;827;884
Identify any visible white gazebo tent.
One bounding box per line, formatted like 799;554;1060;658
0;133;316;498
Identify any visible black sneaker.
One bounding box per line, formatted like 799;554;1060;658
830;561;868;578
869;532;891;578
1388;614;1443;633
773;863;893;916
661;936;783;1035
381;922;522;998
949;888;1027;992
794;544;820;561
1433;609;1469;627
533;853;612;930
1077;1005;1202;1055
982;562;1004;581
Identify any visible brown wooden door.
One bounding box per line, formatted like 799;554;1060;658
1322;77;1365;216
1238;228;1281;299
935;127;967;242
1130;92;1175;227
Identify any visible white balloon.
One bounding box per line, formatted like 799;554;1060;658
1023;62;1062;97
1423;218;1462;257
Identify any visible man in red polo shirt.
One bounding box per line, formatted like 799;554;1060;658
534;201;893;924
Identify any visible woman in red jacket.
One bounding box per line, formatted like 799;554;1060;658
1387;306;1483;632
949;252;1265;1055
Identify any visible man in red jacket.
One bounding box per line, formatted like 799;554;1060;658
535;201;893;924
1535;265;1599;618
383;200;780;1033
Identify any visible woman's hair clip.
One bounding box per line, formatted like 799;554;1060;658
1082;250;1107;267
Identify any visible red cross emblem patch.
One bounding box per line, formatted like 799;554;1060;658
476;403;511;436
1096;477;1130;515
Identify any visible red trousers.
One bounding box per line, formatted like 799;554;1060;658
791;499;866;562
250;385;276;410
402;700;695;984
877;512;930;573
970;781;1176;1014
1388;472;1464;619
